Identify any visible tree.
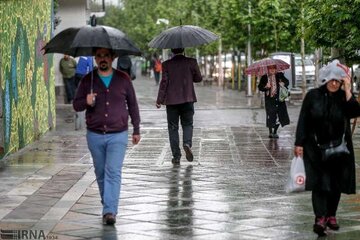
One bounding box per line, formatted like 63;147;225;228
303;0;360;65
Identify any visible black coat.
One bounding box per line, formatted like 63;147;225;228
258;72;290;128
295;86;360;193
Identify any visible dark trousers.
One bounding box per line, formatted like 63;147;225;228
75;73;85;88
312;190;341;217
154;71;160;85
63;76;76;103
166;103;194;159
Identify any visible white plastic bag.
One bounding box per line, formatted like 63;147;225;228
285;156;306;193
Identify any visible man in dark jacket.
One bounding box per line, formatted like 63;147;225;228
73;48;140;225
156;48;202;164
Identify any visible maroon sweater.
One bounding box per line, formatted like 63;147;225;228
157;54;202;105
73;69;140;135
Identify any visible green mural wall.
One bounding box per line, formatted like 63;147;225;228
0;0;56;159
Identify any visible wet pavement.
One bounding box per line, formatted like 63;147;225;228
1;76;360;239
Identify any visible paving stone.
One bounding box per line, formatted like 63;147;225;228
1;76;360;239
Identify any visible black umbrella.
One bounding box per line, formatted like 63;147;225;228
148;25;219;49
43;24;141;100
43;25;142;57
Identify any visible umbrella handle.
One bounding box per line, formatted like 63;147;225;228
90;87;96;106
91;95;96;107
90;64;96;107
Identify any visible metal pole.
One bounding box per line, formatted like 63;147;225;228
300;3;306;96
247;2;252;96
218;37;223;87
314;48;321;88
290;53;296;88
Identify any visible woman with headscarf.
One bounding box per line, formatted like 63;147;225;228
294;59;360;236
258;64;290;138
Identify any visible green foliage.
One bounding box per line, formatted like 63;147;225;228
101;1;161;57
303;0;360;64
53;0;59;13
100;0;360;63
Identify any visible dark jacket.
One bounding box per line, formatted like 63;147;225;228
156;54;202;105
117;56;136;80
258;72;290;127
73;69;140;135
295;86;360;193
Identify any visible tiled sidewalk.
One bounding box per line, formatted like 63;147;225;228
0;76;360;239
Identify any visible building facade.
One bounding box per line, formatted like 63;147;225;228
0;0;55;159
54;0;92;103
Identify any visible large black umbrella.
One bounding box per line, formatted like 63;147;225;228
148;25;219;49
43;25;141;57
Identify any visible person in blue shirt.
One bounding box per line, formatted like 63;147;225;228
75;56;94;87
74;56;93;130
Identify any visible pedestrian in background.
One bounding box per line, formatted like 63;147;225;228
74;56;94;130
117;55;136;80
75;56;93;87
258;65;290;138
156;48;202;164
294;60;360;236
73;48;141;225
152;53;162;85
59;54;77;103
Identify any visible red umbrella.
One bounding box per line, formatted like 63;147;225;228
245;58;290;76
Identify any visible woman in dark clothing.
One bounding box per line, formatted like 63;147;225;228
258;65;290;138
294;60;360;236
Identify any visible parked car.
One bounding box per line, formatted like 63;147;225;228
269;52;293;87
294;56;315;88
353;65;360;92
269;52;315;89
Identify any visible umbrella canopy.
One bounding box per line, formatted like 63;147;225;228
245;58;290;76
148;25;219;49
43;25;141;57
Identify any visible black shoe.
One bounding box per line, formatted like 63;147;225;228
269;134;274;138
103;213;116;225
183;144;193;162
272;133;279;138
313;217;327;236
171;157;180;165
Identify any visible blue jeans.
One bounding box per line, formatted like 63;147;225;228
86;130;128;216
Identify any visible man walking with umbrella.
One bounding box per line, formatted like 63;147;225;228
44;22;142;224
73;48;141;225
149;24;218;164
156;48;202;164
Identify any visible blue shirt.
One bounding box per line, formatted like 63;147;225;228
99;73;113;88
76;56;93;75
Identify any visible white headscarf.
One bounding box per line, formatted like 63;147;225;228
318;59;350;86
